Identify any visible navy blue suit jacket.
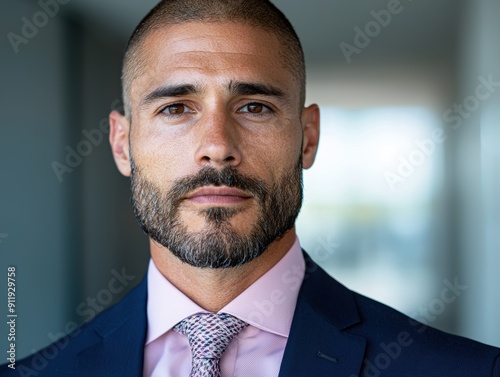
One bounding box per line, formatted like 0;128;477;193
2;253;499;376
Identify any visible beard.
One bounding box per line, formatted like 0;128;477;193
130;153;303;269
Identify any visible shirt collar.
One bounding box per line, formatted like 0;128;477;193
221;237;305;337
145;237;305;344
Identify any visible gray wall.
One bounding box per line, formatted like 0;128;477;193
1;0;73;358
0;1;148;359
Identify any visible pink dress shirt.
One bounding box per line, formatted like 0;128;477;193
143;237;305;377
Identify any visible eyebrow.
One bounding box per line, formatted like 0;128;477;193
140;81;286;109
229;81;285;98
140;84;199;107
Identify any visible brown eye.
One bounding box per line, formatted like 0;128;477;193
165;104;185;114
247;103;263;113
240;103;272;114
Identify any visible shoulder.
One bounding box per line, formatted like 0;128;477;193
352;292;500;376
299;254;500;376
0;277;147;377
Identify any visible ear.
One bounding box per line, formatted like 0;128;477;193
301;104;320;169
109;110;131;177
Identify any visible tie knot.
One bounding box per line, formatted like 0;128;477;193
174;313;248;360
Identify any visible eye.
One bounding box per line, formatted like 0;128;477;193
239;103;272;114
160;103;193;116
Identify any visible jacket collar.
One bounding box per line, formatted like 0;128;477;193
75;251;366;376
76;277;148;377
278;251;366;376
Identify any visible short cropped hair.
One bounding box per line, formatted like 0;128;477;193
122;0;306;119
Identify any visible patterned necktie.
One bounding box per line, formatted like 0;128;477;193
173;312;248;377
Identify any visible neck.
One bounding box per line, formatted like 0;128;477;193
150;228;296;312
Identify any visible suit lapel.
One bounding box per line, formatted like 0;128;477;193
71;254;365;376
75;277;148;377
279;253;366;376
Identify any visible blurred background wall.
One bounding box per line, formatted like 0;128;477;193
0;0;499;359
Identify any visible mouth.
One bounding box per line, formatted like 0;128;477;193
185;186;253;205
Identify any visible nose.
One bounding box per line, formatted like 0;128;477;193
194;111;242;168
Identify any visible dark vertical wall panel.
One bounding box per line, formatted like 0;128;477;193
0;0;72;358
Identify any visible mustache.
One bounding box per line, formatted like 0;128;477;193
167;165;269;205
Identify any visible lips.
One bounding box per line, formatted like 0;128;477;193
185;186;252;204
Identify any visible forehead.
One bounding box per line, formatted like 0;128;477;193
130;22;297;103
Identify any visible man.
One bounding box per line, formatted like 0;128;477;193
2;0;499;376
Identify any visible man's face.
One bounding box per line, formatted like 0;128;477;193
111;22;319;268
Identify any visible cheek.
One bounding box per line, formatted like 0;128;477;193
130;124;193;185
130;115;302;185
245;127;302;180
